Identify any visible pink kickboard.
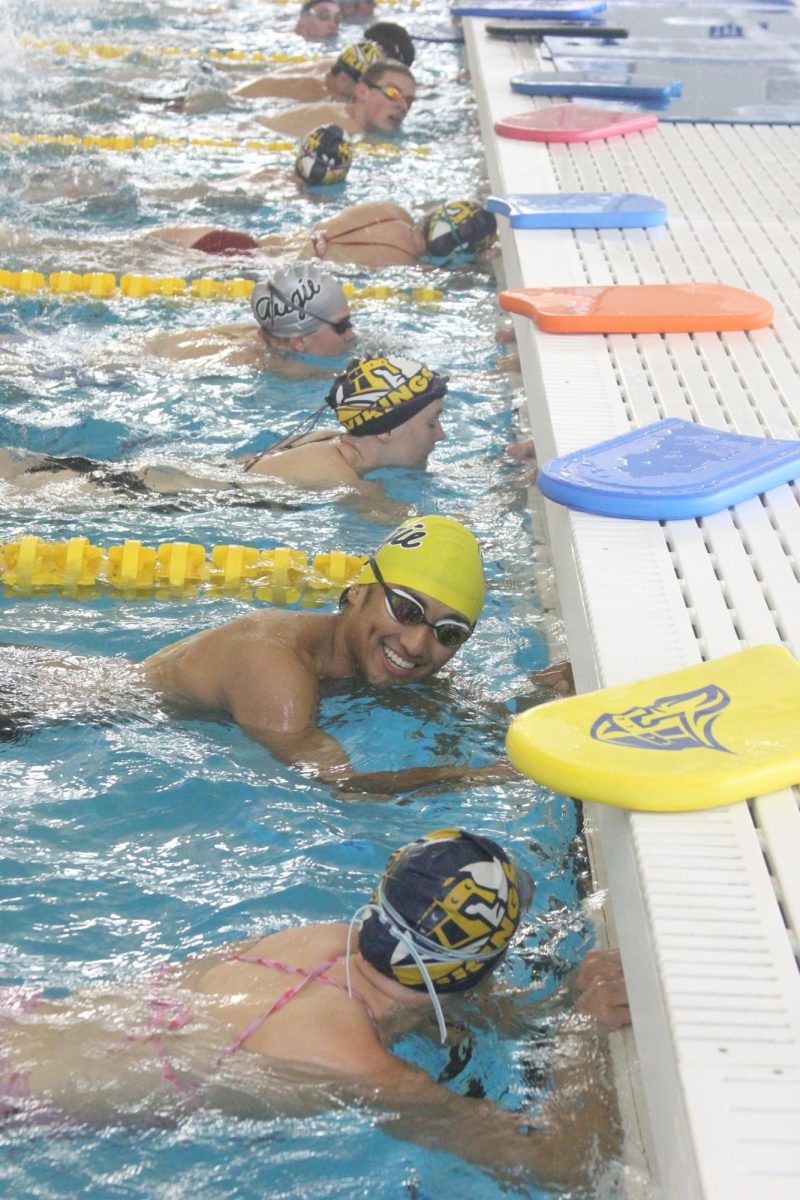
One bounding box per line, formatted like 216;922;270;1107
499;284;774;334
494;104;659;143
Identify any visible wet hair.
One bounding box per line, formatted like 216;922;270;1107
363;22;415;66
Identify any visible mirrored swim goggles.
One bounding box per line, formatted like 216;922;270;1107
365;82;414;109
346;884;508;1044
268;284;353;336
369;557;473;649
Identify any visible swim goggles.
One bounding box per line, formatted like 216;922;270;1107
268;283;352;336
369;557;473;649
365;82;414;109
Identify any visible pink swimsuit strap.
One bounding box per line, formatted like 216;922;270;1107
223;953;376;1054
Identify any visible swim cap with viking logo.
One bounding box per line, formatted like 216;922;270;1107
419;200;498;259
295;124;353;185
250;264;349;337
358;830;524;994
332;40;385;83
325;354;448;436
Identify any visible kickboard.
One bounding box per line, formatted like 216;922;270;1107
506;645;800;812
452;1;607;18
499;283;774;333
495;105;658;142
486;192;666;229
537;417;800;520
487;22;628;40
511;70;681;102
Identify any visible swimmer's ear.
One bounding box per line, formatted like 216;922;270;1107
375;432;391;443
287;335;307;353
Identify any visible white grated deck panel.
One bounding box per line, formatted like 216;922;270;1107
465;15;800;1200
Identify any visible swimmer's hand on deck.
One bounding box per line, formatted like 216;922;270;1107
570;949;631;1031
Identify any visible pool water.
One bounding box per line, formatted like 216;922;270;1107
0;3;596;1198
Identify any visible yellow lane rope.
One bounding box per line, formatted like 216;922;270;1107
0;269;445;303
0;131;429;157
1;536;367;602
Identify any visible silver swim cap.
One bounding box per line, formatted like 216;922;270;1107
250;264;349;338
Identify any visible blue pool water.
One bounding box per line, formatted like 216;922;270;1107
0;3;594;1197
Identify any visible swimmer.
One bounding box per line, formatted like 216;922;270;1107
255;60;415;137
232;40;386;102
0;353;451;521
0;828;629;1190
152;198;498;270
144;263;355;374
295;0;341;40
0;517;513;794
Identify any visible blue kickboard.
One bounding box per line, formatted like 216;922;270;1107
511;70;682;102
486;192;667;229
452;1;607;19
538;418;800;520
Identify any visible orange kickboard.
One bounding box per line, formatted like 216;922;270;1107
500;283;774;334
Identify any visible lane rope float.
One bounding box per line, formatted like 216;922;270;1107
0;537;367;602
0;269;446;304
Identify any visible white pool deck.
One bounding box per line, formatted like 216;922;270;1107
463;14;800;1200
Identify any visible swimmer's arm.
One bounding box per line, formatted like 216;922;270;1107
348;1030;620;1191
232;75;328;101
235;712;517;796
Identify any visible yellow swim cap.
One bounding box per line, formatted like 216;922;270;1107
357;515;485;625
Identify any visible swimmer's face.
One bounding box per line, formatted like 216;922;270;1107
296;2;341;39
357;70;415;133
350;578;465;687
382;400;445;468
303;307;357;355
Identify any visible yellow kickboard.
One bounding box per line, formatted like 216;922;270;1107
506;645;800;812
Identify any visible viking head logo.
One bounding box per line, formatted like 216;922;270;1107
590;684;732;753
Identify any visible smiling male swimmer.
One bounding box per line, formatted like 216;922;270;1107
141;515;513;793
0;518;513;795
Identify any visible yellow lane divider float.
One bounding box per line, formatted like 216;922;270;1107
0;269;445;304
21;36;318;66
0;132;429;157
1;537;366;603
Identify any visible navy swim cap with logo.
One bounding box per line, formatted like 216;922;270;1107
358;829;525;996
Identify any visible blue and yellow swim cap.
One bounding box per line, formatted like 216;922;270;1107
356;829;524;1023
419;200;498;259
357;515;485;625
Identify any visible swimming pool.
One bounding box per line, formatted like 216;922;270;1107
0;3;598;1197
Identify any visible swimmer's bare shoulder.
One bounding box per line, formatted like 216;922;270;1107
143;326;328;377
245;440;361;489
142;609;327;734
256;102;361;137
